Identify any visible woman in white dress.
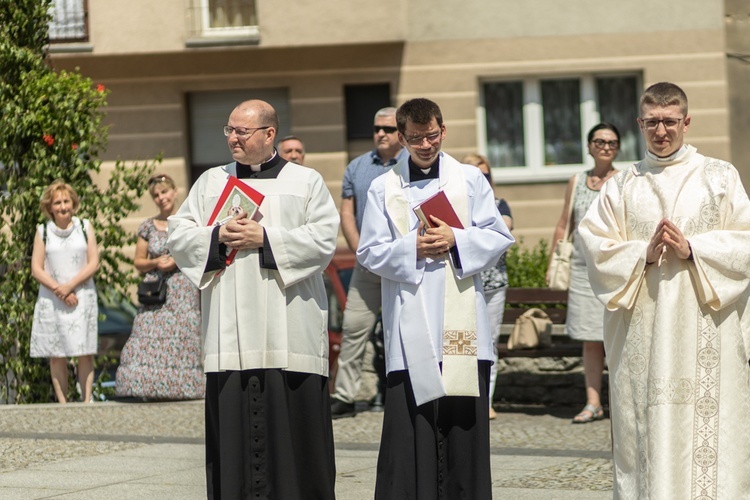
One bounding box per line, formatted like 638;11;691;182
31;180;99;403
547;123;620;423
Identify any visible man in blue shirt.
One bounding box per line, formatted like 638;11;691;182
331;107;407;418
277;135;305;164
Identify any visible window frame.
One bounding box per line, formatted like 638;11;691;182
478;73;643;184
198;0;259;38
48;0;89;44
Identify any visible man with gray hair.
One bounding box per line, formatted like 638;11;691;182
330;107;407;418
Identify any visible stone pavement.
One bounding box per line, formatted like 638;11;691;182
0;400;613;499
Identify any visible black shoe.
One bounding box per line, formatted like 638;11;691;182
330;399;356;419
369;392;384;413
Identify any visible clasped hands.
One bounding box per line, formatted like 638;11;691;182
646;218;691;265
54;284;78;307
154;255;176;272
416;216;455;260
218;211;264;250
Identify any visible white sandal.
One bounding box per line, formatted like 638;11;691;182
572;403;604;424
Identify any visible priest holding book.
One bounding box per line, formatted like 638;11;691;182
357;98;514;499
167;100;340;500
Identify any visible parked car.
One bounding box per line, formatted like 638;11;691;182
97;294;136;359
323;248;385;394
323;249;355;384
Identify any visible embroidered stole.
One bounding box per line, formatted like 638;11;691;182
384;154;479;405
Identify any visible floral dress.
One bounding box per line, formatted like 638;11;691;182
115;218;205;400
31;218;98;357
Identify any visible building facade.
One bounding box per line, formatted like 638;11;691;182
48;0;737;246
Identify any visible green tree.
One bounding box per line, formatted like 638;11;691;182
0;0;157;403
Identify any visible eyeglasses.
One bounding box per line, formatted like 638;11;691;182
404;130;441;146
373;125;398;134
591;139;619;149
640;118;683;131
223;125;271;138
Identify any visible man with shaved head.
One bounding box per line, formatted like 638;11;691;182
168;100;340;499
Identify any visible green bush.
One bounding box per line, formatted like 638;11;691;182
506;237;550;288
0;1;158;403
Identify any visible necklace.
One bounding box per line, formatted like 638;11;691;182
589;168;614;189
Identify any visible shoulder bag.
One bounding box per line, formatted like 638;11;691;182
137;274;167;305
507;308;553;350
548;174;578;291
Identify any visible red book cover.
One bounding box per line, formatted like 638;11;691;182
413;190;464;229
207;176;265;265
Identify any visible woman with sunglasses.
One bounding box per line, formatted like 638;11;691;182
116;173;205;400
547;123;620;424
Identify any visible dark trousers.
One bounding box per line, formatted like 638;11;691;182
375;361;492;500
205;369;336;500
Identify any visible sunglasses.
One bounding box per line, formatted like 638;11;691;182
373;125;398;134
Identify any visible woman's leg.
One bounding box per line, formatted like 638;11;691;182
77;355;95;403
573;341;605;422
50;357;69;403
583;341;604;407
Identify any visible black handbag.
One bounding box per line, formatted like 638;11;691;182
137;275;167;305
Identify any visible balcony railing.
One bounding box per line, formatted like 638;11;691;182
48;0;88;43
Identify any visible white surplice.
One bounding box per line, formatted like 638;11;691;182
167;162;340;376
578;145;750;499
356;152;514;405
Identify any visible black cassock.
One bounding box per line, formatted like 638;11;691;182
374;361;492;500
205;369;335;499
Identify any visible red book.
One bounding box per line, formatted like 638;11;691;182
207;176;265;265
413;190;463;229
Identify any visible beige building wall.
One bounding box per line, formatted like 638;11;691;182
725;0;750;188
49;0;731;251
395;30;728;244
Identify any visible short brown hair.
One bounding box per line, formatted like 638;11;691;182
640;82;688;116
396;98;443;135
147;173;176;197
40;179;79;220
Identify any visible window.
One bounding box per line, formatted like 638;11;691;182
481;75;643;182
344;84;392;140
187;88;290;183
200;0;258;36
484;81;524;167
48;0;87;42
596;77;641;162
186;0;259;44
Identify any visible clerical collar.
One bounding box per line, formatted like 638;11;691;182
408;157;440;181
646;145;688;163
236;150;287;179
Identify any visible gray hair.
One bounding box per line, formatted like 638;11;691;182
374;107;397;121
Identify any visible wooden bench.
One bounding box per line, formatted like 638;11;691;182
496;287;582;358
